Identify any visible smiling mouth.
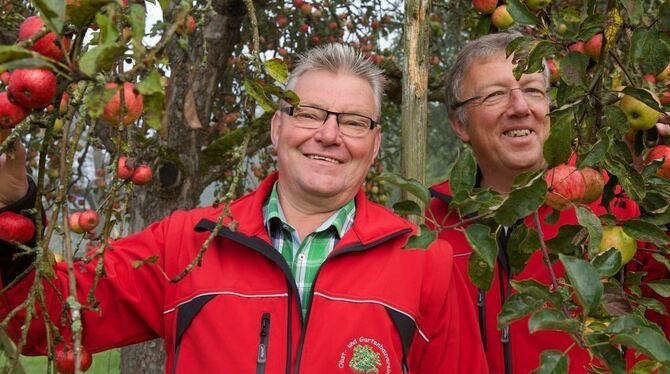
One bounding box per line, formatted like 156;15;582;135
503;129;533;137
306;154;341;164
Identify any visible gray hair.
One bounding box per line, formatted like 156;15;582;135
444;32;550;125
286;43;386;118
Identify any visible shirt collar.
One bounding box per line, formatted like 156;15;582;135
263;182;356;238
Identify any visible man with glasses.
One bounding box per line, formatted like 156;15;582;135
429;32;669;373
0;43;487;372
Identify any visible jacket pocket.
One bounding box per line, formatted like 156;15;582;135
256;312;271;374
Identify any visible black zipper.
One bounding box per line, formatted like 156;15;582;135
257;313;271;374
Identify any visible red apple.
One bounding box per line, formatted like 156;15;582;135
472;0;497;14
645;144;670;178
78;209;99;232
0;92;30;129
578;167;605;204
276;15;289;27
584;33;603;60
8;68;57;109
0;71;10;84
546;58;560;83
117;155;135;180
131;164;152;185
568;41;585;54
371;20;380;30
544;164;586;210
101;82;143;125
299;24;309;33
644;74;657;85
59;92;70;113
55;343;93;374
18;16;71;61
67;212;85;234
0;211;35;244
292;0;304;8
491;5;514;29
660;91;670;105
176;15;196;35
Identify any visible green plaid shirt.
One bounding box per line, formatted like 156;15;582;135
263;183;355;317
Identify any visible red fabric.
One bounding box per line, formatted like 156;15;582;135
0;173;487;373
427;177;668;374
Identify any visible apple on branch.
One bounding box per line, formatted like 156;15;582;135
491;5;514;29
644;144;670;178
597;225;637;265
472;0;497;15
544;164;586;211
619;89;661;131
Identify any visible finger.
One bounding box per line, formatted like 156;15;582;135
656;122;670;136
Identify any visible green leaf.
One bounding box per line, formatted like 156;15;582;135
66;0;113;30
137;70;164;95
264;58;289;84
630;360;663;374
392;200;422;217
0;46;39;65
507;225;540;274
403;224;436;250
32;0;65;34
625;271;646;297
494;177;546;226
464;224;498;269
603;106;630;139
527;41;557;74
377;172;430;205
652;253;670;273
142;92;164;130
603;156;645;202
243;79;276;112
583;333;627;374
543;114;574;167
629;29;670;75
575;205;603;256
636;297;668;315
468;251;495;291
528;309;580;334
84;84;117;119
96;13;119;45
621;86;664;113
660;2;670;32
0;57;55;71
507;0;538;25
512;279;563;306
530;350;568;374
546;225;585;255
449;147;477;194
498;293;545;328
79;43;123;76
602;281;633;316
648;280;670;298
611;326;670;364
623;220;670;247
559;254;603;316
560;52;589;87
621;0;643;25
591;248;622;277
130;4;147;54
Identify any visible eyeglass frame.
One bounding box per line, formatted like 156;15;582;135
278;105;378;132
451;86;549;110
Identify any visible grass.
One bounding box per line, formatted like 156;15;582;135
0;349;120;373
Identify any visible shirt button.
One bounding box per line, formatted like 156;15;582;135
298;254;306;261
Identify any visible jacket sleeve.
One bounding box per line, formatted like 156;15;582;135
0;207;176;355
411;239;488;373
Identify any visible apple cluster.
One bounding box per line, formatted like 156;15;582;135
544;164;605;211
472;0;551;29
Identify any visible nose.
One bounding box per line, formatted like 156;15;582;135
313;113;342;145
507;88;531;115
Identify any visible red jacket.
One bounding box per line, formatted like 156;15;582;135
427;179;668;374
0;174;488;373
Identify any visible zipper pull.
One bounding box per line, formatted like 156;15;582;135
257;313;271;365
501;325;510;343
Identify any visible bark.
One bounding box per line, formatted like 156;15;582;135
119;0;248;372
401;0;431;221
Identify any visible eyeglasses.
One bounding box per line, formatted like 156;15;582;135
278;105;377;137
452;87;548;110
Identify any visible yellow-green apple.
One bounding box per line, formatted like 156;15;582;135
525;0;551;11
544;164;586;210
8;68;57;109
101;82;143;125
0;92;30;128
619;91;660;131
579;167;605;203
473;0;497;14
645;144;670;178
491;5;514;29
598;225;637;265
657;62;670;81
584;33;603;60
67;212;85;234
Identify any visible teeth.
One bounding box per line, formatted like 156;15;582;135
504;129;532;137
308;155;340;164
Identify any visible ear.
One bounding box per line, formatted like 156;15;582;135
450;115;470;143
270;111;281;147
371;128;381;161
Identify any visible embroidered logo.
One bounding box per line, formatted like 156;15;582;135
338;337;391;373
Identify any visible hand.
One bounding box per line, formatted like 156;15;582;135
657;113;670;136
0;131;29;209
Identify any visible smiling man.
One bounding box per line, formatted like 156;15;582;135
0;44;487;373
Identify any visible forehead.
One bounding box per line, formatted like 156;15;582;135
292;70;376;114
462;53;545;93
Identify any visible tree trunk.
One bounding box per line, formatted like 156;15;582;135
401;0;431;222
119;1;248;371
